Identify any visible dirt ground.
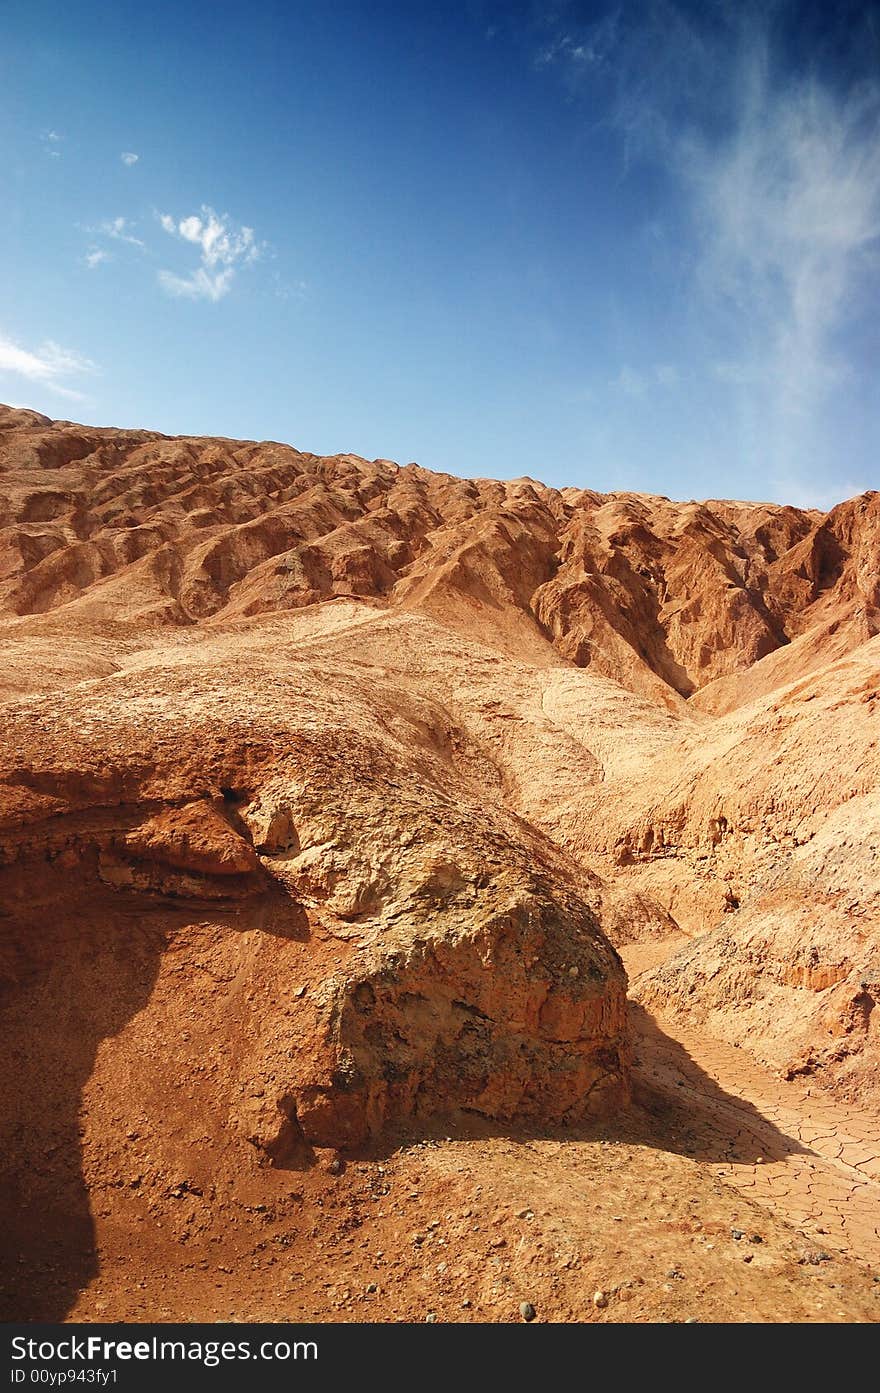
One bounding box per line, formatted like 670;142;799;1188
4;938;862;1325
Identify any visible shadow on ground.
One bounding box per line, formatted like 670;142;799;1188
342;999;813;1168
2;906;810;1322
0;876;308;1322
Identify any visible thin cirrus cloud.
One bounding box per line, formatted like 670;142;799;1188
680;38;880;481
0;331;95;402
120;151;139;166
157;206;261;302
78;217;143;270
535;2;880;500
100;216;145;248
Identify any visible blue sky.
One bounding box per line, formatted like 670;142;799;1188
1;1;878;507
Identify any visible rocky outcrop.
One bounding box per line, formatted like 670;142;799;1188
0;627;629;1181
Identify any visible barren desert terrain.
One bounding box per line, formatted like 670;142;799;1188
1;403;878;1323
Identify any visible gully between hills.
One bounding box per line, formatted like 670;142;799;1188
0;404;877;1320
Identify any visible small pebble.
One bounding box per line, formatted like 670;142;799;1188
520;1301;536;1322
593;1290;608;1309
425;1312;438;1324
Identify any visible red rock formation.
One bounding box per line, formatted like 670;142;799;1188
1;404;878;1322
2;405;876;698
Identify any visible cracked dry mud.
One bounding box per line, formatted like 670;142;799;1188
626;941;880;1271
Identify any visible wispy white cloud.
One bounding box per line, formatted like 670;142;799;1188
84;249;110;270
535;10;620;75
120;151;139;166
156;206;262;302
0;331;95;401
41;129;62;159
537;3;880;496
157;266;238;302
682;49;880;474
100;216;145;248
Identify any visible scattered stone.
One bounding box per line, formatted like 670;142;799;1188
731;1229;744;1241
326;1157;345;1177
593;1290;608;1309
425;1312;438;1323
520;1302;536;1322
798;1250;831;1266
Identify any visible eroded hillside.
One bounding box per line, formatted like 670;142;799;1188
1;404;878;1322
